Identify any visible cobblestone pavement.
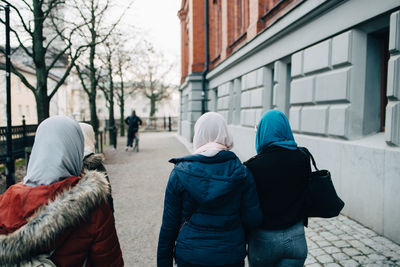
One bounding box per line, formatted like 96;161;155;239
104;132;400;267
306;216;400;266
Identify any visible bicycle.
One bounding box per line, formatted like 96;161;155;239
133;133;139;152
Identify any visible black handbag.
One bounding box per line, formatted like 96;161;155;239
300;147;345;218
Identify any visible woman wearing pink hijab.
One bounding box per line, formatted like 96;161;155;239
158;112;262;267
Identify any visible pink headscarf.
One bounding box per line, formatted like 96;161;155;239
193;112;234;157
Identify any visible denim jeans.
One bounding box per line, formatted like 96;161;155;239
176;259;244;267
248;221;307;267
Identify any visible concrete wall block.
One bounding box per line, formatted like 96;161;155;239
389;11;400;53
181;120;194;143
242;70;258;90
315;68;350;102
272;84;279;107
256;68;265;87
274;61;286;82
290;76;315;104
217;83;230;97
289;106;302;132
291;51;303;78
385;101;400;146
332;30;352;66
188;90;203;101
250;88;263;107
387;55;400;99
340;144;385;234
189;111;203;123
188;100;202;112
328;104;349;137
217;96;230;110
219;111;229;122
303;39;331;74
241;109;256;127
383;149;400;244
241;91;251;108
300;105;328;134
255;108;264;125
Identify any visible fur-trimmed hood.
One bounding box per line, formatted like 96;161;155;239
83;153;106;172
0;171;110;265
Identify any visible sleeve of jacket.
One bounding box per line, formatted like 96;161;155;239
89;201;124;267
240;168;262;228
138;117;143;125
157;170;182;267
124;117;129;125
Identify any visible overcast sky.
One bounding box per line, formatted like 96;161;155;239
125;0;181;59
121;0;182;82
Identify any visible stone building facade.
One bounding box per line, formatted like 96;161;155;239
178;0;400;243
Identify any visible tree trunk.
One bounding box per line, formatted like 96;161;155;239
89;93;99;149
35;90;50;123
120;98;125;136
150;95;156;117
33;1;49;123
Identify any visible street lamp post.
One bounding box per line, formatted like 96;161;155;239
2;5;15;188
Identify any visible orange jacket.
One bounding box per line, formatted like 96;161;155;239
0;171;123;267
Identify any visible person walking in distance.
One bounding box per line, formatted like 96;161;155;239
157;112;262;267
125;110;142;151
244;110;310;267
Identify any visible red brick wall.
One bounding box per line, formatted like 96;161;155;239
179;0;300;83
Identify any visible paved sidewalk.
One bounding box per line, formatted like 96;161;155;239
104;132;400;267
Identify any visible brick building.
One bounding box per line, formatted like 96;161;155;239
178;0;400;243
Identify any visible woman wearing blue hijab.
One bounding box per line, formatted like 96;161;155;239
244;110;311;267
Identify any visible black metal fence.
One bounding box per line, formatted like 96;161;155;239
141;116;178;132
0;120;37;164
0;116;178;164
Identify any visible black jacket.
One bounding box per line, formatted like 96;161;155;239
125;115;142;132
244;146;310;230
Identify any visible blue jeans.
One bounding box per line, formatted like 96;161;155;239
176;259;244;267
248;221;307;267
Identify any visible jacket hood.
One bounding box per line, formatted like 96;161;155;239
169;151;247;204
0;171;109;265
82;153;105;171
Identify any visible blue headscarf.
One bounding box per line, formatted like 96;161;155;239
255;110;297;154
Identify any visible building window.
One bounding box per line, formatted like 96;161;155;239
228;0;249;49
25;105;30;118
379;32;389;132
18;104;22;119
210;0;222;63
364;29;389;134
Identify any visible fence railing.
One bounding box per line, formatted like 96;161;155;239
141;116;178;131
0;120;37;164
0;116;179;164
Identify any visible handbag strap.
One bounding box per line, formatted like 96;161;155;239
299;147;319;171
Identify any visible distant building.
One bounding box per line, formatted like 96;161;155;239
0;51;179;128
179;0;400;243
0;53;70;126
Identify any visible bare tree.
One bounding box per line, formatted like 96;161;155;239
114;35;136;137
72;0;131;143
98;41;116;145
134;42;177;117
0;0;88;122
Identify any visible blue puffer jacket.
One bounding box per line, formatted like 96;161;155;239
157;151;262;267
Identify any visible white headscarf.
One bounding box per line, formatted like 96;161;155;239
23;116;84;187
193;112;234;157
79;123;96;157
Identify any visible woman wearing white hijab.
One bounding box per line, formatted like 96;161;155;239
0;116;123;266
79;122;114;212
158;112;262;267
